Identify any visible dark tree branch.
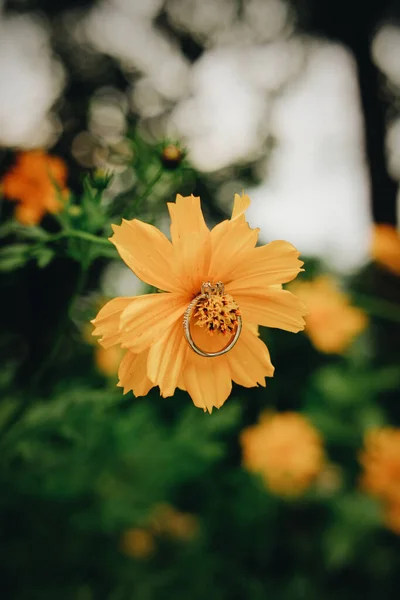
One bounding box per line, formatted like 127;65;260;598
298;0;398;223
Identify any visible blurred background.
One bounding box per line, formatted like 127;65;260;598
1;0;400;598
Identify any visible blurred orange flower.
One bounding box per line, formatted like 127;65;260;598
94;345;124;377
289;275;367;354
150;504;198;541
120;528;155;559
371;223;400;276
92;193;307;412
386;503;400;535
360;427;400;534
2;150;69;225
120;505;198;560
240;412;325;496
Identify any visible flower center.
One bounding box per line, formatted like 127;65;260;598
194;281;241;336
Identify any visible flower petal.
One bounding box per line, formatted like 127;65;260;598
208;216;259;283
227;325;275;387
147;320;188;397
119;293;187;353
167;194;209;243
117;349;154;396
110;219;183;292
233;287;307;333
172;232;212;296
227;240;304;287
183;354;232;413
207;191;258;282
168;195;211;295
231;192;251;220
92;296;136;348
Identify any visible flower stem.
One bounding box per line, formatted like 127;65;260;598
135;166;164;211
47;230;111;246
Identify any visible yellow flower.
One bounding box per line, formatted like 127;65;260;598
92;193;307;412
289;275;367;354
94;345;124;377
360;427;400;534
150;504;198;541
360;428;400;501
2;150;69;225
120;528;155;559
240;412;325;496
371;223;400;276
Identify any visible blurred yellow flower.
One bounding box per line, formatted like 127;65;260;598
150;504;198;541
290;275;367;354
360;427;400;534
92;193;307;412
2;150;69;225
94;345;124;377
240;412;325;496
120;528;155;559
82;303;124;377
120;505;198;560
371;223;400;276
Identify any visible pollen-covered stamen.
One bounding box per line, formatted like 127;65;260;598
194;292;241;336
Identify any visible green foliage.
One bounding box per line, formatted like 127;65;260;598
0;391;239;532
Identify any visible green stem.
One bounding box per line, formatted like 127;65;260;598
47;230;110;246
353;292;400;324
135;166;164;211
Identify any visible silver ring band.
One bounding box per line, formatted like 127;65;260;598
183;293;242;358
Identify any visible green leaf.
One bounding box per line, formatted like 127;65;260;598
0;243;30;271
31;245;55;268
324;493;383;569
0;220;49;240
13;224;49;241
312;364;400;407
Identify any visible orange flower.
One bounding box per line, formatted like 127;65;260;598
240;412;325;496
92;193;307;412
360;427;400;534
289;275;367;354
2;150;68;225
386;503;400;535
371;223;400;276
